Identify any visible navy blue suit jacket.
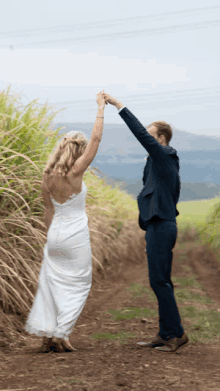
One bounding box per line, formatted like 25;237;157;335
119;107;181;231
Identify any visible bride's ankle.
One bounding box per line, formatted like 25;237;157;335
52;337;70;344
62;337;69;342
52;336;60;342
62;339;72;346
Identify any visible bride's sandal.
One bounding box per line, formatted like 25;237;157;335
52;337;64;353
61;339;77;352
40;337;53;353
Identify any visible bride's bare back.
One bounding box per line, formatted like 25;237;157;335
43;125;103;205
45;169;84;205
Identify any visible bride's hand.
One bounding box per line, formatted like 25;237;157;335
103;93;117;106
96;90;106;108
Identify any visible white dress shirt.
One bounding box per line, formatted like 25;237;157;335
118;106;126;113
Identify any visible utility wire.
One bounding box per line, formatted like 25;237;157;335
17;90;219;114
1;4;219;40
76;99;220;111
1;18;220;49
32;86;220;107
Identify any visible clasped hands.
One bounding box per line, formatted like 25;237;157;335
96;90;124;111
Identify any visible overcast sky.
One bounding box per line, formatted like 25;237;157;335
0;0;219;136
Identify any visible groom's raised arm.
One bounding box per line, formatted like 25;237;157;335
118;107;167;163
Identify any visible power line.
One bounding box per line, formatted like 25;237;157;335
1;19;219;50
75;99;219;112
34;86;220;107
119;87;220;102
2;19;219;49
19;86;220;112
1;4;219;40
76;98;220;111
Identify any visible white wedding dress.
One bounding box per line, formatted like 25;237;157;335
25;180;92;339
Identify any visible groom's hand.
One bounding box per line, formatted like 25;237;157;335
104;94;124;110
103;93;117;106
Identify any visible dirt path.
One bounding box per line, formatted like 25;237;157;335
0;237;220;391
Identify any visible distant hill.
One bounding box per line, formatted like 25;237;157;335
52;122;220;152
94;173;220;203
50;122;220;202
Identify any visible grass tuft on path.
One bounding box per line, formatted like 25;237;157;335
108;307;157;320
172;276;202;288
127;283;157;300
175;289;213;305
180;306;220;342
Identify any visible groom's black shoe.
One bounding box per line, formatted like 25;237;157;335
137;333;166;348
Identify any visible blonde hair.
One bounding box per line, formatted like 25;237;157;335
150;121;173;145
43;131;88;178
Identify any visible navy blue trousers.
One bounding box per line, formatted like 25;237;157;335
145;220;184;340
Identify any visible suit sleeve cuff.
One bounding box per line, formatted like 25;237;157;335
118;106;126;113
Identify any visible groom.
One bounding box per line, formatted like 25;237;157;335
104;93;189;353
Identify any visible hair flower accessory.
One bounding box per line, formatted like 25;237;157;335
63;130;88;143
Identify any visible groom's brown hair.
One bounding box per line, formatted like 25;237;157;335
150;121;173;145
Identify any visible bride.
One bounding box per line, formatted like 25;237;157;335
25;91;106;352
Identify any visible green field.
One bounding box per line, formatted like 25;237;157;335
177;196;220;260
177;197;220;230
